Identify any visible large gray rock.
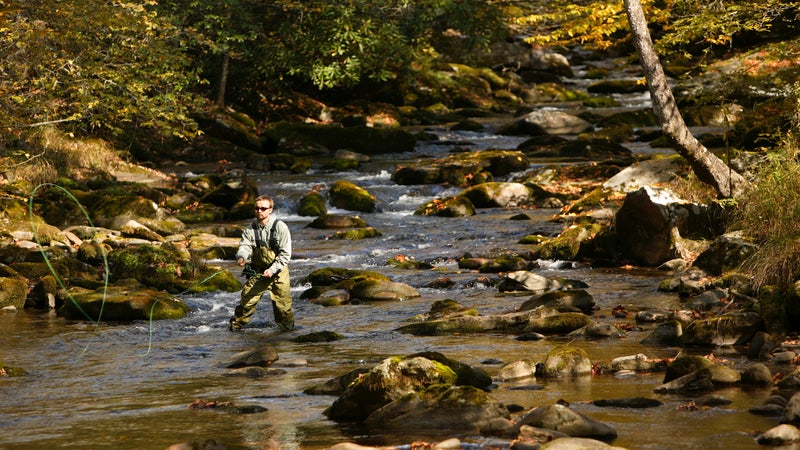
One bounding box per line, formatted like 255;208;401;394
498;110;593;136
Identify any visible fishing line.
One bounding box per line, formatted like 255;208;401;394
28;183;230;358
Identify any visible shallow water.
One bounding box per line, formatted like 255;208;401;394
0;126;787;450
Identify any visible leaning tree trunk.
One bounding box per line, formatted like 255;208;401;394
624;0;748;198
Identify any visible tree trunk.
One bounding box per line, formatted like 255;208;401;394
623;0;748;198
215;52;229;108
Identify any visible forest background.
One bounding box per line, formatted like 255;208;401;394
2;0;800;298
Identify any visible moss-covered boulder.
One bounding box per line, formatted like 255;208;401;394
329;180;378;213
324;356;458;422
175;203;227;224
58;281;190;321
107;244;241;293
363;384;509;432
0;361;28;377
540;345;593;378
520;289;595;314
535;223;606;261
306;214;368;229
198;171;259;210
523;312;593;335
297;191;328;217
0;276;28;310
478;254;531;273
304;267;390;287
396;307;566;336
327;227;382;240
678;312;764;347
414;195;476;217
89;194;161;230
349;279;420;301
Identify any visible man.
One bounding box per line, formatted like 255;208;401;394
230;194;295;332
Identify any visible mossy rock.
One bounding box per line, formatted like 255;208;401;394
297;191;328;217
536;223;606;261
307;214;367;229
58;283;190;321
328;227;382;240
0;277;28;310
414;195;475;217
663;355;715;383
175;203;227;224
107;244;240;293
322;158;361;171
329;180;378;213
89;195;160;229
540;345;593;377
479;254;531;273
304;267;390;287
293;331;346;343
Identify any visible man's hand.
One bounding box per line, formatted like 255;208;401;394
262;269;273;278
237;257;246;267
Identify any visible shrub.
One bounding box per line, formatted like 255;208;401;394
735;139;800;292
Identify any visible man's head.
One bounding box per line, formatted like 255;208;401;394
254;195;273;222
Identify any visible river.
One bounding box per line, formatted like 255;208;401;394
0;111;785;449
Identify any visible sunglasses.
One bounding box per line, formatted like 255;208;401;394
254;206;272;211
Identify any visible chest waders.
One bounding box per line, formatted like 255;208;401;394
230;221;295;331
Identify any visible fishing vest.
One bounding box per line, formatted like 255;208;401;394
250;220;283;273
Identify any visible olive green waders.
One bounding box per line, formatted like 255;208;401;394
231;246;295;331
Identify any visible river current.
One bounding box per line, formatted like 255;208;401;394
0;117;784;449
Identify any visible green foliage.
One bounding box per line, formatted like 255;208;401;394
0;0;203;147
517;0;800;59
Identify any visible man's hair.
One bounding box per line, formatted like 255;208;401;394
254;194;273;206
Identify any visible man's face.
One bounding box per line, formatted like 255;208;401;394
254;200;273;220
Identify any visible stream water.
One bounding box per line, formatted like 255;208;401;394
0;102;787;449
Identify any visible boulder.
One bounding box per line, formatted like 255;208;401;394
498;110;593;136
460;182;533;208
324;356;458;422
0;276;27;310
520;289;595;314
756;424;800;445
614;186;687;266
297;191;328;217
653;368;715;394
678;312;764;347
219;346;279;369
262;122;416;155
508;404;618;441
58;282;190;321
539;345;593;378
363;384;509;432
329;180;378;213
349;279;420;301
414;195;476;217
